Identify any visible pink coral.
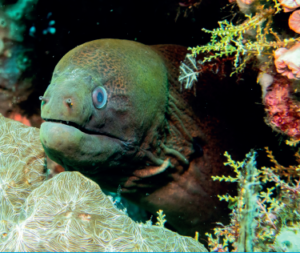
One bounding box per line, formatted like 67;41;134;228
236;0;256;13
289;10;300;33
240;0;255;4
279;0;300;12
274;43;300;79
9;112;31;126
264;82;300;140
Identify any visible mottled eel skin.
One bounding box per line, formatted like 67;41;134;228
40;39;232;237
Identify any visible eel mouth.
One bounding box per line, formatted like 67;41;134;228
43;118;124;142
43;118;99;135
42;118;133;146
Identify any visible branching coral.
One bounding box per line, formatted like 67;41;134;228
206;148;300;252
207;151;260;252
187;1;299;76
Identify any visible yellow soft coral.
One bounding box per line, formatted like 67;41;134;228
187;1;299;76
208;147;300;252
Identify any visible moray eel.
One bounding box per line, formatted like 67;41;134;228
40;39;236;237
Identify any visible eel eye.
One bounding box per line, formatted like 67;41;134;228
92;86;107;109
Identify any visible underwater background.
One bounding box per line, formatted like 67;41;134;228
0;0;300;251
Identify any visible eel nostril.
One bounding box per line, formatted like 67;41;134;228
65;98;73;106
39;96;47;101
39;96;48;106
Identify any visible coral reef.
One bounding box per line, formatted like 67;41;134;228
182;0;300;143
187;1;295;76
263;81;300;140
0;0;39;125
288;10;300;34
273;226;300;251
278;0;300;12
0;0;37;54
0;113;46;200
0;114;207;252
0;171;206;252
274;44;300;79
205;148;300;252
169;1;300;240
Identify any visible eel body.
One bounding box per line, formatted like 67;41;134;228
40;39;236;236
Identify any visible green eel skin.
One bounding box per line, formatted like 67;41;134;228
40;39;232;237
